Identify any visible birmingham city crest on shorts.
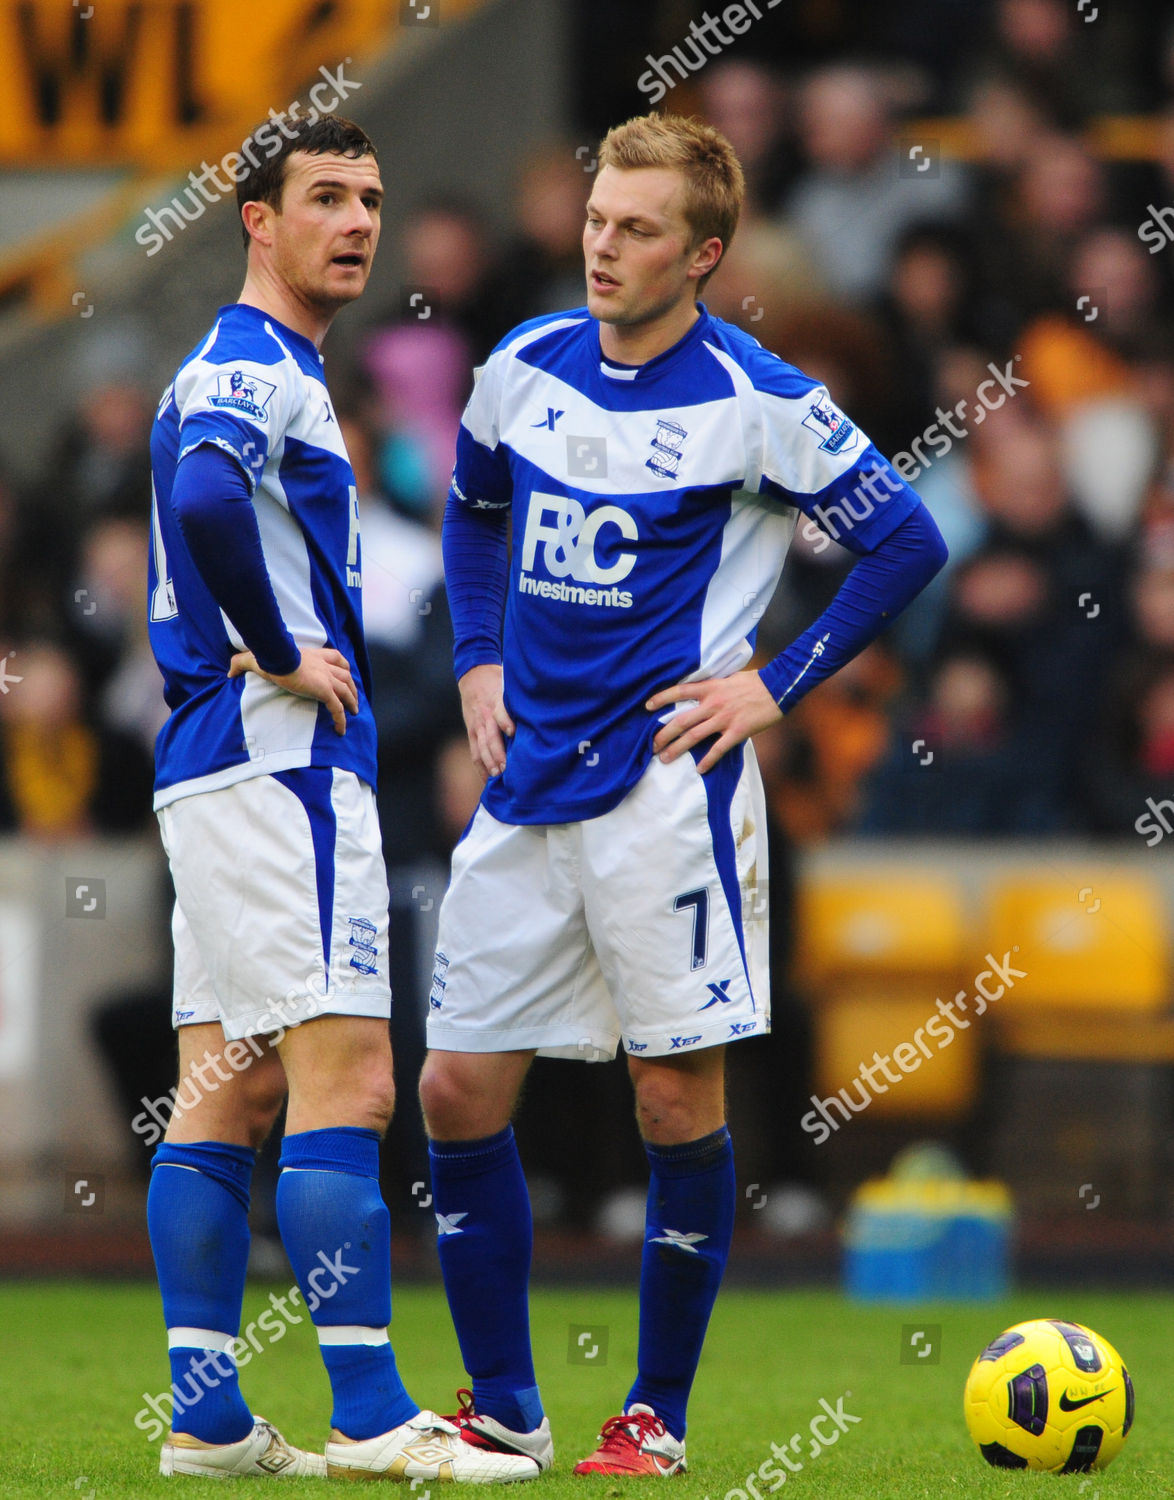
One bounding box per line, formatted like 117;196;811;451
802;394;858;455
210;369;278;421
646;417;687;479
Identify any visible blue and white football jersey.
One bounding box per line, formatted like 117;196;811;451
149;304;376;807
451;304;921;825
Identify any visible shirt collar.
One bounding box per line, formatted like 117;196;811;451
597;303;711;382
220;303;325;365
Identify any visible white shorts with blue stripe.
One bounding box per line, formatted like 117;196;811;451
427;745;769;1061
158;766;392;1040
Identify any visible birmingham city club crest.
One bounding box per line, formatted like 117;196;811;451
646;417;687;479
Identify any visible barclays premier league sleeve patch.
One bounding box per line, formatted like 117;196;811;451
209;368;278;422
801;392;860;456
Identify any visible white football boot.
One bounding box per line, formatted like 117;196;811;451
445;1389;554;1472
160;1416;327;1477
325;1408;541;1481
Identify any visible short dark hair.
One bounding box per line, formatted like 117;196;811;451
235;114;378;251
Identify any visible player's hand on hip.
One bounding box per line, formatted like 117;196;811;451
228;646;358;735
458;662;515;781
647;670;781;774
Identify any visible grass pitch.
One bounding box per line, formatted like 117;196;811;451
4;1280;1172;1498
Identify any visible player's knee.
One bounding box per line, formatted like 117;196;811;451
419;1055;498;1140
418;1057;466;1137
314;1076;394;1135
633;1073;708;1144
634;1089;690;1142
245;1078;288;1149
350;1059;395;1132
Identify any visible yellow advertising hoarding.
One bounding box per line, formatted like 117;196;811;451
0;0;463;167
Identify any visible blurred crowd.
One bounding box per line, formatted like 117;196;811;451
3;0;1174;1222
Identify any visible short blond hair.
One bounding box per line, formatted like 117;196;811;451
596;113;744;290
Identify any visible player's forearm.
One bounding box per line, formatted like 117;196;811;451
442;489;509;680
171;442;301;676
759;503;947;712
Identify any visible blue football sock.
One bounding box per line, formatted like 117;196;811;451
147;1140;256;1444
429;1125;543;1433
277;1127;418;1440
626;1126;736;1441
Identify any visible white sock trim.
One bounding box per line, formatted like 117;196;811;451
316;1325;390;1347
168;1327;237;1354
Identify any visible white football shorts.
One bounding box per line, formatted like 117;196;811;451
427;744;769;1060
157;766;392;1040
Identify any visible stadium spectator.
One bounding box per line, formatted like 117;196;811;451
68;514;154;701
973;134;1108;333
781;64;970;304
1080;656;1174;836
697;65;829;339
44;377;153;526
1020;227;1172;420
767;646;904;844
0;637;152;837
928;407;1128;826
697;58;796;215
860;649;1041;834
361;318;470;522
964;0;1101;128
871;223;987;450
379;198;511;365
493;141;602;324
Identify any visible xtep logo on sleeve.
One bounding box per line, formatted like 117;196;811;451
518;492;637;608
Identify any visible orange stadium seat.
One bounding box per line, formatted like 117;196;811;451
798;872;967;986
798;872;977;1121
984;873;1169;1013
983;872;1174;1064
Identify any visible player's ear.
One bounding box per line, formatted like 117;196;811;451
241;199;275;250
688;236;723;282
